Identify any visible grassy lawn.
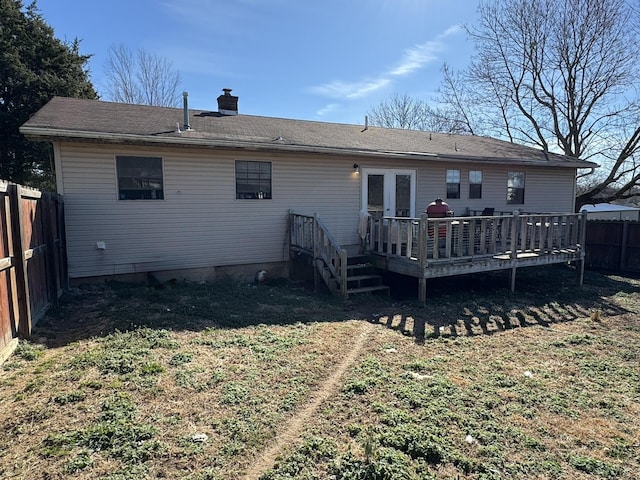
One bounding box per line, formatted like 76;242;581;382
0;266;639;479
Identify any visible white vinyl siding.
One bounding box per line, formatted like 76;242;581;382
57;143;579;278
416;165;576;216
58;144;361;278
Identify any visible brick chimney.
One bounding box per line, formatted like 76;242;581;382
217;88;238;115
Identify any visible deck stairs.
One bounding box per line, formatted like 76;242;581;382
325;253;390;297
289;211;389;299
292;211;588;302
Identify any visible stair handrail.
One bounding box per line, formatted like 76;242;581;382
313;213;348;299
289;210;314;253
289;211;348;299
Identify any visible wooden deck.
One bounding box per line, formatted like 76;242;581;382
365;212;587;301
289;211;587;302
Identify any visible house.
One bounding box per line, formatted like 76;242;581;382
20;90;597;292
580;203;640;221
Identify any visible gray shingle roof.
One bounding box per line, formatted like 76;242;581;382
21;97;596;168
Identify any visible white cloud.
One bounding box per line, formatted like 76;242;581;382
388;40;442;76
308;78;391;99
389;24;463;77
316;103;340;116
309;24;462;100
441;24;464;38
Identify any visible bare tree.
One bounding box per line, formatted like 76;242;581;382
368;93;430;130
437;0;640;209
105;45;181;107
368;92;471;134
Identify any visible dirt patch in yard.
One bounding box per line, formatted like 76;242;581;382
242;320;375;479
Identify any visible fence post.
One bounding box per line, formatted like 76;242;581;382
8;185;32;339
620;221;629;272
0;182;19;354
44;193;59;308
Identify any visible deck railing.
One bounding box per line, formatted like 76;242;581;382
366;212;587;265
290;211;587;302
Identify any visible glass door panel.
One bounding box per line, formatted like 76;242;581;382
362;169;416;218
395;174;411;217
367;174;384;218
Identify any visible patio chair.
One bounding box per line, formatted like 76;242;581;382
481;207;495;216
475;208;500;250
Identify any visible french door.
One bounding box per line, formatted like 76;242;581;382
362;168;416;218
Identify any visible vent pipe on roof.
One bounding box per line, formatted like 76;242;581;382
183;92;191;131
361;115;369;133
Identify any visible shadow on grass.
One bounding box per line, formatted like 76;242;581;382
32;265;639;348
372;264;638;343
34;278;352;348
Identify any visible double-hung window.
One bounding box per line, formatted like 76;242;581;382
507;172;525;204
469;170;482;199
235;161;272;199
116;156;164;200
446;169;461;199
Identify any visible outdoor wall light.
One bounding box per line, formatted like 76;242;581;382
353;163;360;174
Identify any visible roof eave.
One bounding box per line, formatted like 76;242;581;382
19;126;598;168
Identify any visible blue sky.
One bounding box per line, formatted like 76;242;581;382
37;0;480;125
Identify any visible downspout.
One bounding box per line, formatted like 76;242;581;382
53;142;64;195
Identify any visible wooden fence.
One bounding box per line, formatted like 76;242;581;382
584;220;640;273
0;181;66;360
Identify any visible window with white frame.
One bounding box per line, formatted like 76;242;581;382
235;160;272;199
446;169;460;199
469;170;482;199
507;171;525;204
116;156;164;200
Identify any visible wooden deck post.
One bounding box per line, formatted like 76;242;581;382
340;248;348;300
417;214;428;303
287;209;292;279
509;212;519;293
313;213;320;292
418;278;426;303
577;211;588;286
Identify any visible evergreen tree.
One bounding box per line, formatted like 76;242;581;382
0;0;96;189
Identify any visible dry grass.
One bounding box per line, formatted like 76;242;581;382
0;266;638;479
